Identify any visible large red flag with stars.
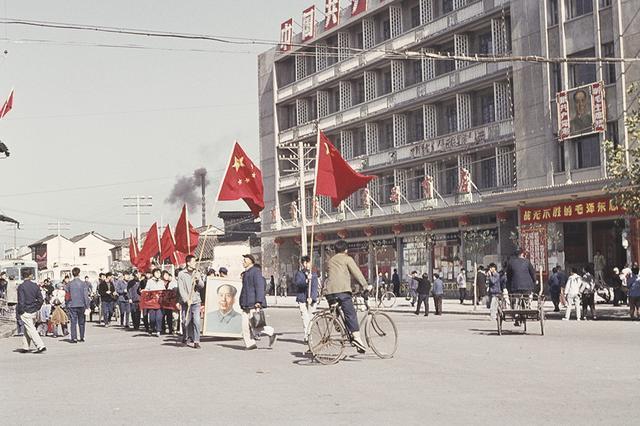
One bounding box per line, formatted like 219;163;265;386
174;205;200;255
218;142;264;217
315;131;375;207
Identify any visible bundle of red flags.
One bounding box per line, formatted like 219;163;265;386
174;205;200;255
218;142;264;217
315;131;375;207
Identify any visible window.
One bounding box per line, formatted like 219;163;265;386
548;0;559;25
353;128;367;157
569;49;596;88
353;79;365;105
410;109;424;142
411;6;421;29
606;121;619;148
599;0;612;7
602;43;617;84
566;0;593;19
557;142;566;172
445;104;457;134
354;32;364;50
382;70;392;95
480;93;495;124
575;134;601;169
551;63;562;97
413;60;423;84
443;0;454;14
478;32;493;55
408;167;425;200
79;248;86;257
382;20;391;41
479;156;497;189
380;121;394;150
381;175;395;204
441;163;457;195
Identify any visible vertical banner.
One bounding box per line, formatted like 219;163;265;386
520;225;548;273
591;81;606;133
351;0;367;16
557;91;570;141
325;0;340;30
279;18;293;52
302;6;316;42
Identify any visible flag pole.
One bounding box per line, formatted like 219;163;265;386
308;124;322;302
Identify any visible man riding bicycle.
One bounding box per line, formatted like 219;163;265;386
325;239;372;353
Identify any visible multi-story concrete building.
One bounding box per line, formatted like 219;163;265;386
258;0;639;285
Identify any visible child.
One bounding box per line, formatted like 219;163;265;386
37;298;52;337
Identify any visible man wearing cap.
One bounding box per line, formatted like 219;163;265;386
177;255;204;349
239;254;277;350
218;267;228;278
114;272;131;328
127;270;142;330
293;255;319;341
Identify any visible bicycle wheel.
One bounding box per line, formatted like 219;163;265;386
381;292;396;308
308;313;346;365
365;312;398;359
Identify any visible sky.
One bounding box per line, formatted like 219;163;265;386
0;0;305;249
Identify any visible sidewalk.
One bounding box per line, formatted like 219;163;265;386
265;295;632;320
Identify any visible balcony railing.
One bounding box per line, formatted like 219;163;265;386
277;0;488;102
278;61;510;144
278;158;365;190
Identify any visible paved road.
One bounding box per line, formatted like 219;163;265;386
2;310;637;425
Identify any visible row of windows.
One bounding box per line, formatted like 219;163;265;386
548;0;612;25
549;45;616;97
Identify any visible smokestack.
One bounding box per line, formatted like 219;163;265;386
201;174;206;227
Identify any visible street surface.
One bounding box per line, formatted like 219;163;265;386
2;306;638;425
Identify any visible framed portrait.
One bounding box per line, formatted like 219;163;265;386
556;81;606;140
202;278;243;338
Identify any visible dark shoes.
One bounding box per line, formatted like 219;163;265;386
193;343;201;349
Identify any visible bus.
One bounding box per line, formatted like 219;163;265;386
0;259;38;304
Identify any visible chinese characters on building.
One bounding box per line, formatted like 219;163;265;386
325;0;340;29
302;6;316;42
279;19;293;52
520;226;548;273
520;198;621;225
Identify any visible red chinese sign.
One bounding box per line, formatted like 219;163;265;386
557;91;570;140
139;290;178;311
325;0;340;30
279;19;293;52
520;225;548;272
351;0;367;16
302;6;316;42
591;81;606;132
520;198;622;225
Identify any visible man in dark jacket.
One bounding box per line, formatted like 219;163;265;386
16;270;46;353
506;250;536;294
548;267;561;312
240;254;276;350
414;273;431;316
392;269;400;296
98;273;116;327
68;267;91;343
486;263;502;320
127;271;141;330
293;255;319;341
0;271;7;299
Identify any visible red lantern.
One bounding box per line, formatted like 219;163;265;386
459;215;471;227
496;211;508;223
423;220;435;231
392;223;403;236
363;226;375;238
315;233;325;242
337;229;348;239
274;237;285;246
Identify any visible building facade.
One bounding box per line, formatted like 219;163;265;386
258;0;640;285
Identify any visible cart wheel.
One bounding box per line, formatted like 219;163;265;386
497;315;502;336
540;309;545;336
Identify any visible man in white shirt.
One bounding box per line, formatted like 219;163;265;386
457;269;467;304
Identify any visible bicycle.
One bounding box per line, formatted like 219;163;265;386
372;284;396;308
307;291;398;365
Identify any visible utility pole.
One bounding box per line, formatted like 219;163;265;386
298;140;308;256
123;195;153;248
5;223;19;259
47;220;71;267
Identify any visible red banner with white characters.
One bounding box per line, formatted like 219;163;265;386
279;18;293;52
519;198;623;225
591;81;606;132
140;290;178;310
325;0;340;29
351;0;367;16
520;225;548;273
302;6;316;42
557;91;570;140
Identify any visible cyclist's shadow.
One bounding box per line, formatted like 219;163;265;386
290;351;376;366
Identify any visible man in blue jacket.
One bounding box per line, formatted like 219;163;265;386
16;270;46;353
68;267;91;343
239;254;277;350
293;255;319;342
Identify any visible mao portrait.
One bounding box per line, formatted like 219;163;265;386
203;281;242;337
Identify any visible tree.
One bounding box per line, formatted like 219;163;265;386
463;229;494;310
604;82;640;214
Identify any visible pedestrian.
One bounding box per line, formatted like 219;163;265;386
67;267;90;343
506;249;536;325
593;250;606;287
580;266;596;320
0;271;7;299
16;270;46;353
84;275;94;295
269;275;275;296
611;267;623;307
392;268;400;296
177;255;204;349
408;271;419;307
143;268;165;337
456;268;467;304
161;270;178;334
127;270;141;330
486;263;502;321
98;273;116;327
293;255;319;342
115;272;131;328
556;265;568;307
36;296;52;337
628;271;640;320
548;267;561;312
219;267;228;278
563;268;582;321
475;266;487;306
432;273;444;315
50;282;69;336
239;254;277;350
324;240;370;352
414;273;431;316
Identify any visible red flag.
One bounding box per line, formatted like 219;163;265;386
128;234;139;265
218;142;265;217
174;205;200;255
160;224;185;266
135;223;160;272
351;0;367;16
0;89;14;118
315;131;375;207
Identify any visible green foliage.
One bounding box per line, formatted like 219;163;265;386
463;229;494;264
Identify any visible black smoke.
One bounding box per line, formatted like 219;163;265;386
166;168;210;212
